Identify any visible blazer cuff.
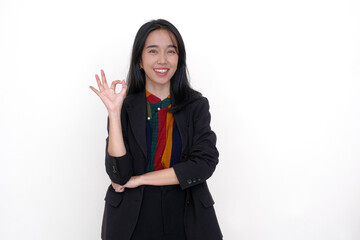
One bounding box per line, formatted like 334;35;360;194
173;162;204;190
105;152;132;185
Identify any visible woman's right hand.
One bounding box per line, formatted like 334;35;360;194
90;69;127;113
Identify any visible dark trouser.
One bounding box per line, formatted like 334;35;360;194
130;185;187;240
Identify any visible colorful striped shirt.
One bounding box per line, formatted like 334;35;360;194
145;90;182;172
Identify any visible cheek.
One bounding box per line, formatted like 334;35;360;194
172;56;179;67
143;56;157;68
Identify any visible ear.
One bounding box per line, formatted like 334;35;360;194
139;60;143;69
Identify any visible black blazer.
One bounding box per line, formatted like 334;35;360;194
101;91;222;240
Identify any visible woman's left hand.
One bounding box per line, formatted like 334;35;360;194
111;181;125;192
123;176;142;189
111;176;142;192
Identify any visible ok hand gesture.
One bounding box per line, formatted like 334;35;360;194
90;70;127;113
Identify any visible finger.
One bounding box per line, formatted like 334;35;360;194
95;74;103;91
101;69;109;89
111;181;119;190
116;186;125;192
121;80;128;89
110;80;121;90
111;181;125;192
89;86;101;96
119;80;128;94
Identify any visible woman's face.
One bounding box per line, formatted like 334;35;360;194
140;29;179;91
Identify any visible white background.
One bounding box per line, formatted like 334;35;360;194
1;0;359;239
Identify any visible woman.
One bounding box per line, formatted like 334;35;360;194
90;19;222;240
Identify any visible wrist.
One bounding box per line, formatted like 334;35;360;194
138;174;146;186
108;110;121;119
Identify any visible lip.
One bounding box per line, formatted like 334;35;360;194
154;68;169;76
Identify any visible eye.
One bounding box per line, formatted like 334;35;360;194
168;50;177;54
149;49;157;54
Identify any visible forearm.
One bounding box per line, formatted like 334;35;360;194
107;111;126;157
140;168;179;186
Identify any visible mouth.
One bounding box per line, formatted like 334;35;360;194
154;68;169;76
154;68;169;73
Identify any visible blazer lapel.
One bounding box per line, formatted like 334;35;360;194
174;107;188;154
125;91;191;160
125;91;147;158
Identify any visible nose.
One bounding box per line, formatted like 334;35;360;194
157;52;167;64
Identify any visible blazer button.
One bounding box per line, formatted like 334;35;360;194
197;177;202;182
187;179;192;185
192;178;197;183
186;200;190;205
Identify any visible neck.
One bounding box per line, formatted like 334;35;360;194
145;82;170;100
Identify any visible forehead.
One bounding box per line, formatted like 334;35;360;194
144;29;178;47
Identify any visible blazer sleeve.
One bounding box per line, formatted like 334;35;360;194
173;97;219;190
104;106;133;185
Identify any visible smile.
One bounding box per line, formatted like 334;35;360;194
154;68;169;73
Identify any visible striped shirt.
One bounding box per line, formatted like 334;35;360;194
145;90;182;172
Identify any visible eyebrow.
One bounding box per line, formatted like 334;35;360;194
146;44;177;49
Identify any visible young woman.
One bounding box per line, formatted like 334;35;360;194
90;19;222;240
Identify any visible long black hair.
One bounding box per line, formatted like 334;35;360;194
126;19;201;113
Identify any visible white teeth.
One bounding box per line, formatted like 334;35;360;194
154;69;168;73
